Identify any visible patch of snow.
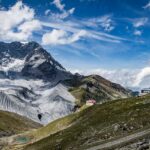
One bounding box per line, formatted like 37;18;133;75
26;53;47;68
56;65;65;71
0;58;25;72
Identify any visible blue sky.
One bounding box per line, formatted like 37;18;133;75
1;0;150;88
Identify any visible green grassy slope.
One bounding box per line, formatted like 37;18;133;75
0;111;83;150
24;94;150;150
0;110;41;137
64;75;131;105
28;112;80;140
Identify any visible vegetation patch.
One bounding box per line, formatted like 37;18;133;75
0;110;41;138
24;94;150;150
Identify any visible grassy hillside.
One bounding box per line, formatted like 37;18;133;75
64;75;131;105
0;110;41;137
21;94;150;150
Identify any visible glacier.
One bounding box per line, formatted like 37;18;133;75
0;41;75;125
0;78;75;125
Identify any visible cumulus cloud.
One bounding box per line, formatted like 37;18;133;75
0;1;34;31
70;68;137;88
18;20;41;33
42;29;86;45
0;1;41;41
133;67;150;87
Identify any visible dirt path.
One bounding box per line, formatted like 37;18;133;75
87;128;150;150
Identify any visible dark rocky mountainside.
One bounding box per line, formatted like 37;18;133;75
0;41;71;81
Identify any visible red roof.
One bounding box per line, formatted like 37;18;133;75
87;99;96;103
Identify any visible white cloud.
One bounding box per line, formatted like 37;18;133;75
52;0;65;11
70;67;150;90
84;15;115;32
129;18;148;36
133;18;148;28
70;68;138;89
0;1;41;42
133;67;150;87
134;30;142;36
1;30;30;41
143;1;150;9
18;20;41;33
0;1;34;31
0;1;126;45
50;8;75;19
45;9;51;16
69;8;75;14
97;15;115;32
0;1;128;45
42;29;86;45
51;0;75;19
41;20;126;44
87;31;121;43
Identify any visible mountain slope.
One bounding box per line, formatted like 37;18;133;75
21;42;70;81
64;74;131;105
0;41;75;124
22;94;150;150
0;41;131;125
0;110;41;138
0;41;70;81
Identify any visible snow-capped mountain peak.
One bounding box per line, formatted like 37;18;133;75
0;41;74;124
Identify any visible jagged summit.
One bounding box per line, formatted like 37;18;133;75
0;41;68;81
0;41;39;60
22;42;67;80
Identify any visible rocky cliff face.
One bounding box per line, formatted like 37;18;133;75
0;41;131;124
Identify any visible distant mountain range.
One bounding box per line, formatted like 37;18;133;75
0;41;132;124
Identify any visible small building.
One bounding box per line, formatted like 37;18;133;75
140;88;150;96
86;99;96;106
